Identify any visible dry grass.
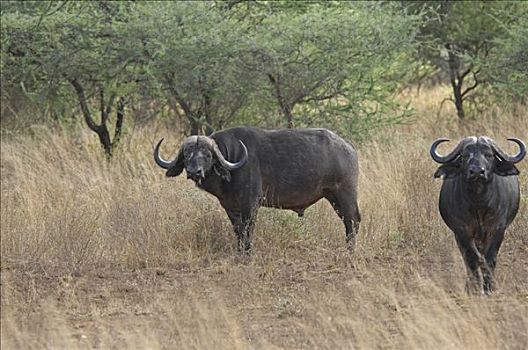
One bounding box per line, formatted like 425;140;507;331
1;86;527;349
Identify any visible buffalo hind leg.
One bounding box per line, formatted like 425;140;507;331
326;193;361;251
483;229;505;294
226;208;258;253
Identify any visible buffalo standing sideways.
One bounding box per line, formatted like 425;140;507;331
154;126;361;253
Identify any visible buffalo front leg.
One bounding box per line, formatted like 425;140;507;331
226;209;258;253
482;229;505;295
454;234;485;295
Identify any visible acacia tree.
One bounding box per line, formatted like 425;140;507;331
1;1;136;156
0;2;70;123
486;16;528;104
231;2;420;131
126;2;256;136
127;1;420;137
404;1;526;119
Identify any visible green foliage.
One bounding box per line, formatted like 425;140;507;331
404;1;528;116
125;2;255;134
229;2;420;132
486;12;528;103
1;1;421;143
3;0;524;151
1;2;140;155
1;2;133;114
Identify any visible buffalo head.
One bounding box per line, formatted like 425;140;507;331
430;136;526;182
154;136;248;184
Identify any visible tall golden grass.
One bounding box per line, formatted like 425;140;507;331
1;87;527;349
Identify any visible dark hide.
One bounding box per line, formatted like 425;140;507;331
431;136;525;294
155;126;361;253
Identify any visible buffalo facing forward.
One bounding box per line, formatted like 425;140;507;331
154;126;361;252
431;136;526;294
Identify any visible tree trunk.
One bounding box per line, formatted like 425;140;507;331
199;75;214;135
68;78;123;158
98;127;113;157
113;97;126;148
282;105;294;128
268;73;294;128
189;117;201;135
446;44;470;120
450;78;465;120
165;75;202;135
202;93;214;135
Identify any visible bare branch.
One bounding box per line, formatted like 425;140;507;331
437;97;454;118
461;71;480;98
291;75;332;105
299;93;343;104
458;66;472;82
165;74;193;118
113;97;126;147
100;89;105;124
68;78;100;132
33;1;68;30
103;93;116;125
267;73;294;127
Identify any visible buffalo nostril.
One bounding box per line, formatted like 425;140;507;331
189;169;205;179
469;166;485;178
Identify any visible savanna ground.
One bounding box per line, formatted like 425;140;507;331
1;87;527;349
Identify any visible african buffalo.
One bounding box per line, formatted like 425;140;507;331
154;126;361;252
430;136;526;294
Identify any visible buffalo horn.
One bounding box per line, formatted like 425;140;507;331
212;140;248;170
153;138;180;169
492;138;526;164
430;138;465;164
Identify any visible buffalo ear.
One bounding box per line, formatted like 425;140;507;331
494;160;519;176
213;163;231;182
434;163;460;179
166;163;184;177
162;146;185;177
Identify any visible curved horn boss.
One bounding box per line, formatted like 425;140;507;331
212;139;248;170
430;138;468;164
154;138;182;169
491;138;526;163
